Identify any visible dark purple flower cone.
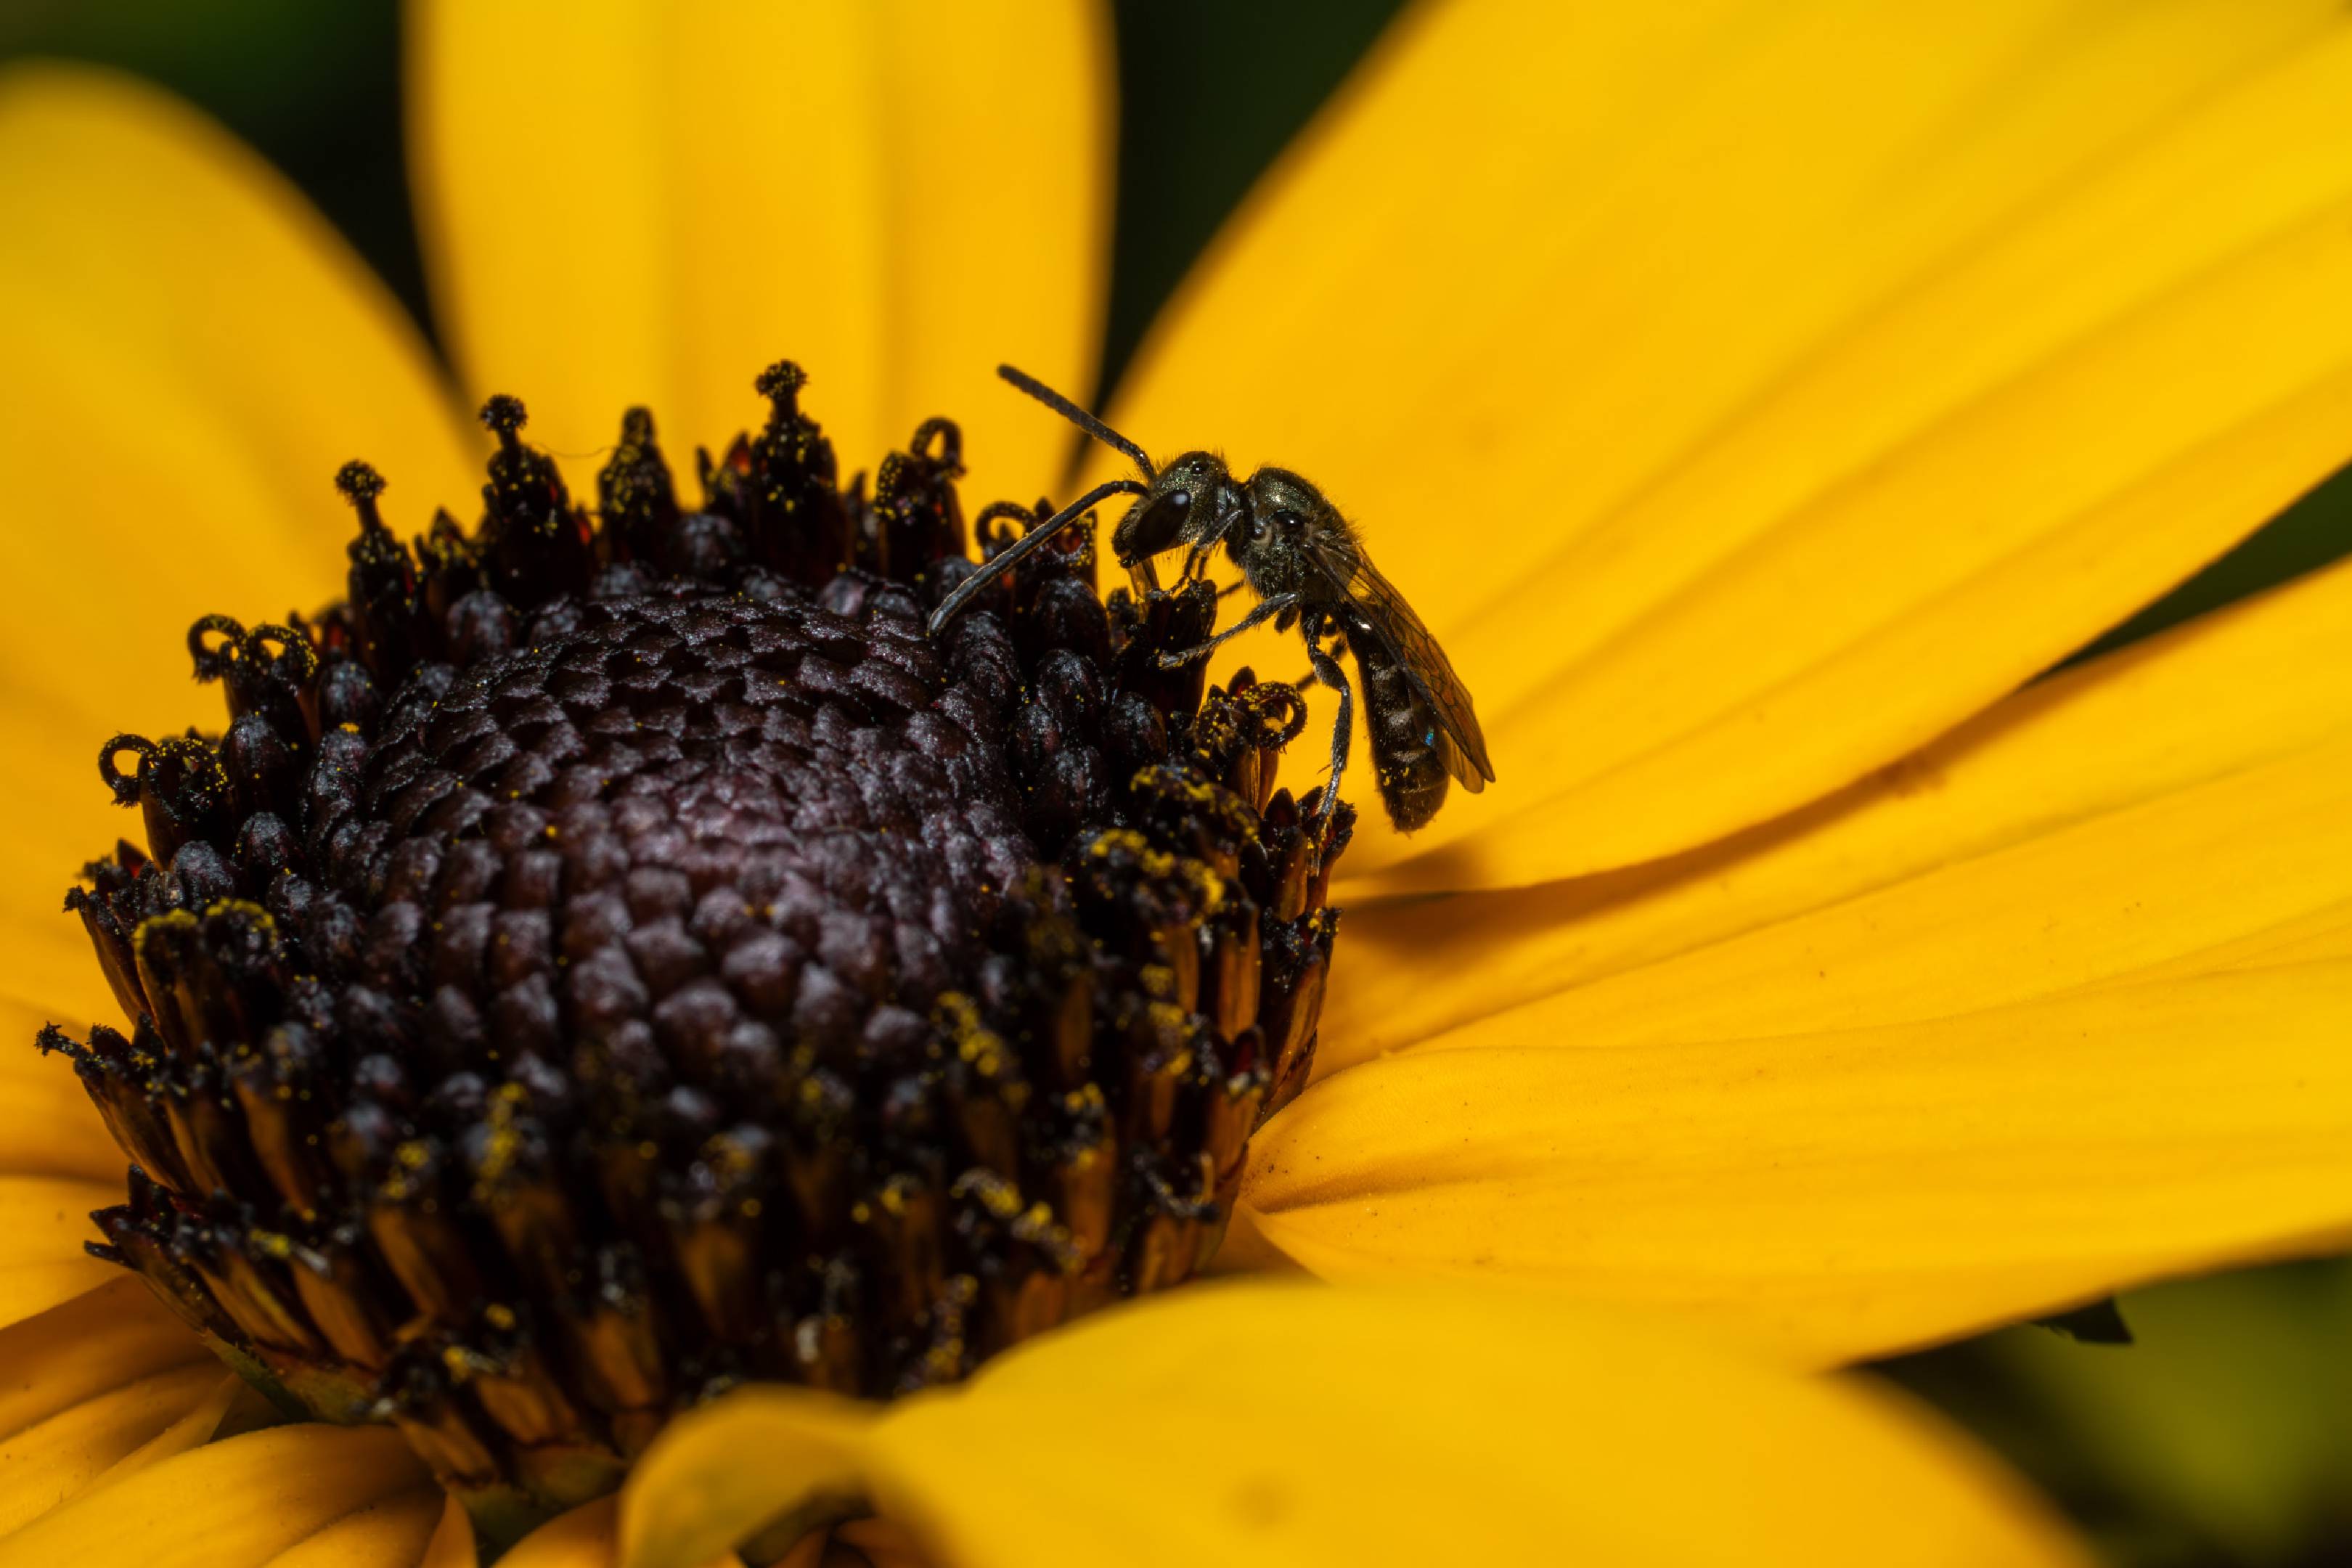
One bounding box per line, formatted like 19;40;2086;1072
43;365;1350;1540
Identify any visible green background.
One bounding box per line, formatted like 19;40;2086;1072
6;3;2351;1561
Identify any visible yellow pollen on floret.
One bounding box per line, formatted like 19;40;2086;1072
1180;859;1226;914
469;1084;531;1193
934;989;1010;1078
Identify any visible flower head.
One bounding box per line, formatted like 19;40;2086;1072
48;367;1352;1533
4;0;2352;1562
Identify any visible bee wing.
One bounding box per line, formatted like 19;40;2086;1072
1298;536;1496;789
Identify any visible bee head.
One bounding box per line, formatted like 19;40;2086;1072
1111;451;1241;565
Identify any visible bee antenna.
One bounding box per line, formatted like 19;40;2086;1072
925;476;1151;637
997;364;1155;479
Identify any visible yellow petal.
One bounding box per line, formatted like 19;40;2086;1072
0;1177;124;1331
621;1286;2083;1565
829;1518;930;1568
1323;555;2352;1070
0;66;478;737
102;1376;246;1482
258;1488;448;1568
418;1499;479;1568
409;0;1111;505
0;1423;428;1568
620;1392;869;1568
1108;0;2352;887
506;1498;620;1568
0;1275;220;1535
863;1281;2086;1567
1247;963;2352;1365
0;996;122;1183
1462;736;2352;1053
0;1372;239;1539
0;1278;208;1439
0;697;146;1026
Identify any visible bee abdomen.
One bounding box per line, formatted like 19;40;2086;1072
1360;643;1448;833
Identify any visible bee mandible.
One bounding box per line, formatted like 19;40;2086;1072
925;366;1495;833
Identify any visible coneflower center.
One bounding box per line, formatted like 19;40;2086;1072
44;364;1348;1538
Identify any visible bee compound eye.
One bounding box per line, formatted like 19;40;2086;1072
1273;510;1302;532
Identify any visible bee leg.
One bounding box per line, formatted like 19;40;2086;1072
1287;626;1340;690
1155;592;1299;669
1306;641;1353;820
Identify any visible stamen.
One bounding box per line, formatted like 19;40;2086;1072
335;460;391;529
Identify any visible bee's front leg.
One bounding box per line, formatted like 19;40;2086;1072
1155;592;1301;669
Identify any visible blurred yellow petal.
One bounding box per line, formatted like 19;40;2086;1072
0;997;120;1183
0;778;128;1031
830;1518;928;1568
419;1499;478;1568
619;1284;2082;1565
1324;555;2352;1069
0;65;477;735
621;1392;868;1568
260;1488;447;1568
0;1177;121;1330
0;67;476;982
409;0;1110;504
0;687;149;1026
1247;963;2352;1364
0;1371;236;1538
0;1422;427;1568
0;1278;209;1438
0;1276;219;1534
1111;0;2352;887
862;1281;2085;1567
504;1498;619;1568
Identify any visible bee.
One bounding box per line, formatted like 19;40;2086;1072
926;365;1494;832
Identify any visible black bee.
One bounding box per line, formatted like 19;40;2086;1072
927;365;1494;832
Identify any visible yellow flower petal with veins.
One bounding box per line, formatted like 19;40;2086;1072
0;1278;221;1535
0;1424;429;1568
409;0;1112;505
1109;0;2352;888
1475;737;2352;1050
620;1281;2087;1568
0;1374;244;1541
1324;553;2352;1069
257;1490;450;1568
1246;963;2352;1365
